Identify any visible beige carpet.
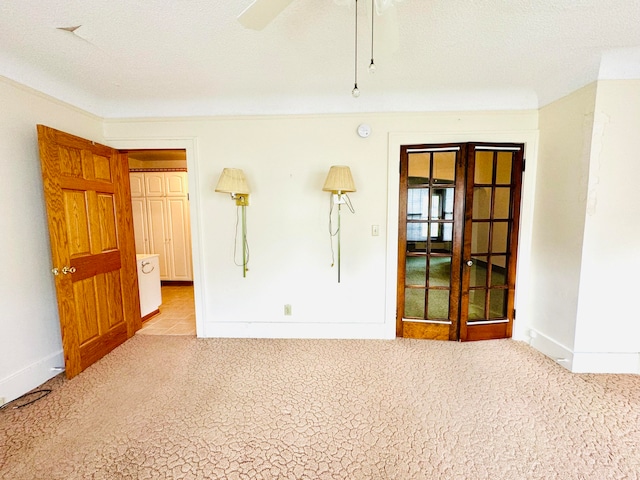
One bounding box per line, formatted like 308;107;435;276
1;336;639;479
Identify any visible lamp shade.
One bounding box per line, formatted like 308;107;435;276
215;168;250;194
322;165;356;193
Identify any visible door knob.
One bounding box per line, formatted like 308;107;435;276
61;266;76;274
466;260;474;267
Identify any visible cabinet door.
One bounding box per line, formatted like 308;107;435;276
130;197;149;254
129;173;145;197
146;198;170;280
165;172;188;196
144;172;165;197
166;197;193;280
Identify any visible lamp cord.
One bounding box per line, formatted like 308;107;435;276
328;194;355;267
234;205;249;268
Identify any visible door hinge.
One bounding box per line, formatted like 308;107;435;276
513;308;516;320
522;159;526;173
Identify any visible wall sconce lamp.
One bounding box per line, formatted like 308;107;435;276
215;168;250;277
323;165;356;283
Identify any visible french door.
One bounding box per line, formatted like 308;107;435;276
397;142;524;341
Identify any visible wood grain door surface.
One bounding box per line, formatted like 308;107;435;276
37;125;140;378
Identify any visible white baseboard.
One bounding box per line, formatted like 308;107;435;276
203;321;395;340
0;350;64;405
572;352;640;374
527;328;574;371
527;328;640;374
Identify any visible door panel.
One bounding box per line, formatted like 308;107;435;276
37;125;140;378
459;144;523;341
166;197;193;280
397;142;523;342
130;197;148;253
397;145;465;340
147;197;170;279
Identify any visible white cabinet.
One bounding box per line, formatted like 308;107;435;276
130;172;192;281
130;197;149;254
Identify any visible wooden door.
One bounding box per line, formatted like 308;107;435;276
37;125;141;378
397;145;465;340
397;142;523;341
459;144;524;341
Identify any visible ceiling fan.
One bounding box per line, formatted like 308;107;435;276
237;0;400;54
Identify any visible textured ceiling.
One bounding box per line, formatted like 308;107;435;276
1;0;639;118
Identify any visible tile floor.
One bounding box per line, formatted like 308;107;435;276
137;284;196;336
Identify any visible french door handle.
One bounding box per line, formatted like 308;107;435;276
466;260;474;267
61;266;76;275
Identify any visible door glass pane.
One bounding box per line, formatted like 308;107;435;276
407;188;429;221
443;187;454;219
429;257;451;287
404;288;424;318
427;290;450;319
490;256;507;286
468;289;486;320
473;187;492;219
433;152;456;185
430;235;453;254
489;289;507;318
431;193;441;219
469;256;488;287
492;222;509;253
405;256;426;286
474;151;493;184
408;153;430;184
472;222;490;253
494;188;511;219
496;152;513;184
407;222;428;247
440;225;453;251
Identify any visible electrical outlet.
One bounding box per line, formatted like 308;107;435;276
284;304;292;316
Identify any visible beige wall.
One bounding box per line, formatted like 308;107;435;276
0;76;105;402
533;80;640;373
574;80;640;363
532;83;597;354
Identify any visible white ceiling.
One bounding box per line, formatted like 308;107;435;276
1;0;639;118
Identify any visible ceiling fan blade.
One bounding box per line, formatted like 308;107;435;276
238;0;297;30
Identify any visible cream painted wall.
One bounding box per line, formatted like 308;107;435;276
104;111;538;341
573;80;640;367
532;84;597;360
0;76;105;403
533;80;640;373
